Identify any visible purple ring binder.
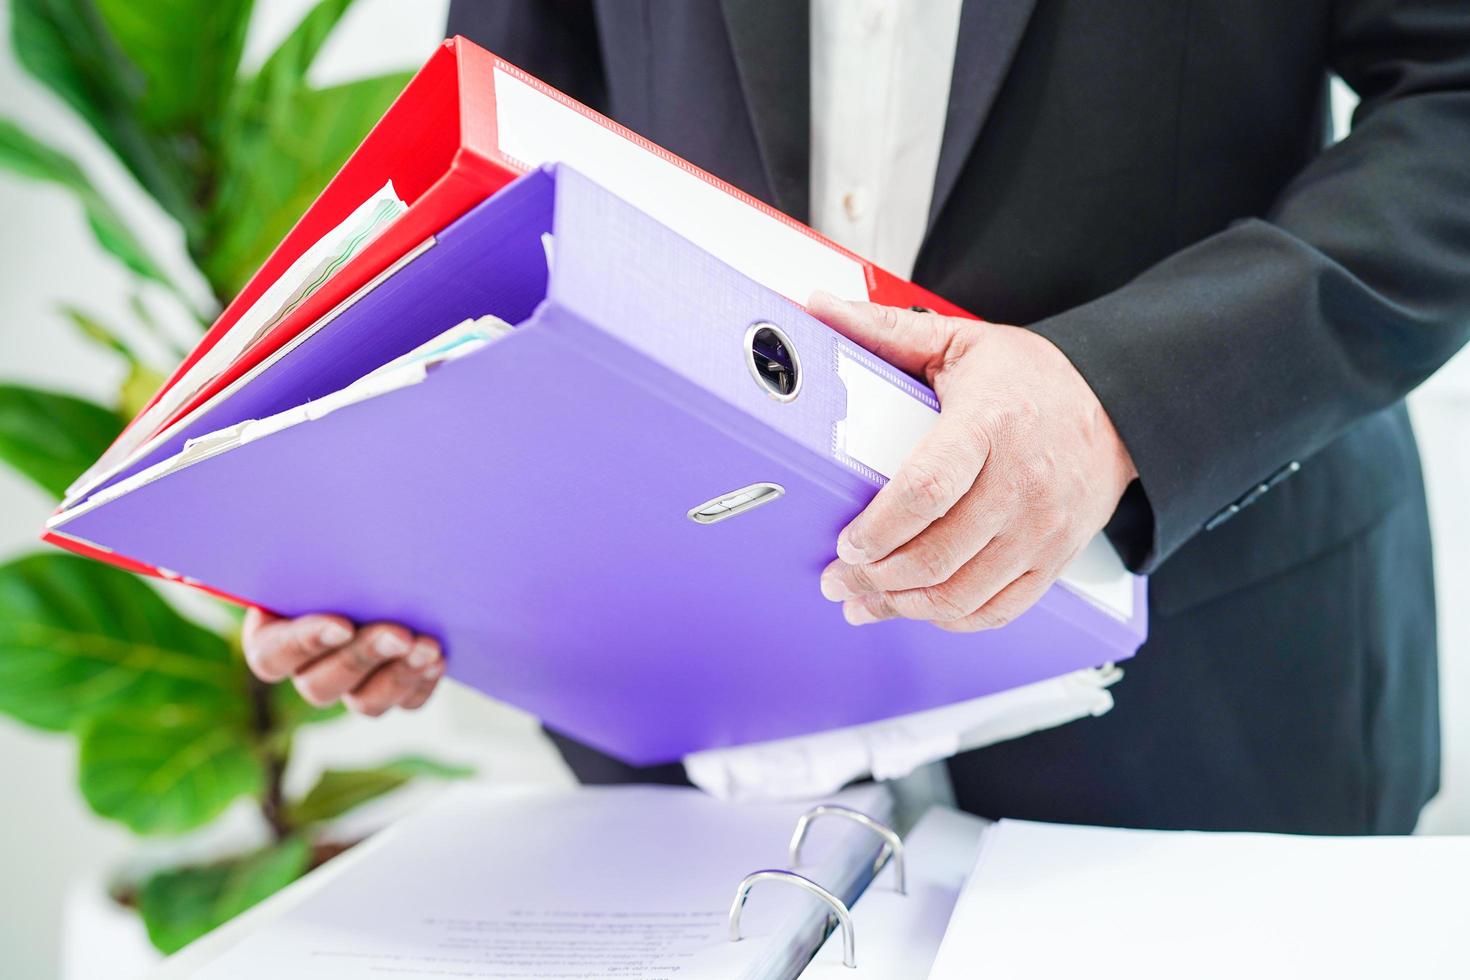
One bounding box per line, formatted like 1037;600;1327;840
53;165;1146;764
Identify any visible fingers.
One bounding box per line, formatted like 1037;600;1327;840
842;536;1032;626
835;412;990;565
291;623;414;706
344;646;445;717
822;492;1002;598
245;609;446;715
808;291;961;379
398;668;443;711
243;607;355;682
935;571;1051;633
395;637;445;711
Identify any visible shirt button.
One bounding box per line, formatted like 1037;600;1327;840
841;189;868;222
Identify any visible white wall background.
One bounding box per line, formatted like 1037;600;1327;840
0;4;1466;978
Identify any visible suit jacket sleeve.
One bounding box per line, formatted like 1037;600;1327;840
446;0;607;112
1028;0;1470;573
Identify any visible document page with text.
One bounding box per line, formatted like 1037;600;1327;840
194;784;890;980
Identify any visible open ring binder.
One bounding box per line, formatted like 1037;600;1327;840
728;869;857;969
789;805;907;896
727;805;906;970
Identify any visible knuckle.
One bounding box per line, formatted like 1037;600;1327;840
897;461;956;519
293;675;334;706
349;696;387;718
909;542;955;584
920;584;971;622
863;591;896;620
846;562;880;594
343;641;380;674
276;632;317;667
1016;451;1056;498
936;325;971;372
978;402;1023;449
972;608;1012;630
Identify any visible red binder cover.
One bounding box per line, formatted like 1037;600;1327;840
47;35;973;584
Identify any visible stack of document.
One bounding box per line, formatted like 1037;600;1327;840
43;37;1147;766
156;785;1470;980
173;785;901;980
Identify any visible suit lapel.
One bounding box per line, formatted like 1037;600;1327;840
719;0;811;222
927;0;1039;232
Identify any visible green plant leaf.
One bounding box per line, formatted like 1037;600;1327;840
137;835;310;954
9;0;199;231
93;0;254;135
0;553;240;731
80;703;262;834
0;384;124;498
288;756;475;827
205;70;410;299
244;0;354;103
0;119;173;285
60;305;143;364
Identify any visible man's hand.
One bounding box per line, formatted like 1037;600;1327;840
809;291;1137;632
242;609;445;716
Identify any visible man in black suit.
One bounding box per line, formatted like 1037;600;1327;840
244;1;1469;834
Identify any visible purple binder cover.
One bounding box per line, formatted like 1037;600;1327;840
55;166;1146;765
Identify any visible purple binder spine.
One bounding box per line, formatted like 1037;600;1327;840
544;165;890;499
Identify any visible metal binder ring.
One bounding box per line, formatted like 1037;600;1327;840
789;804;906;896
728;869;856;969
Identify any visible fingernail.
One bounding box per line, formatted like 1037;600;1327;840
424;662;445;680
820;568;855;601
319;623;352;646
844;600;879;626
408;640;439;670
836;529;866;564
375;632;410;657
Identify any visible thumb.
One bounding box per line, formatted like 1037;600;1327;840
807;291;960;380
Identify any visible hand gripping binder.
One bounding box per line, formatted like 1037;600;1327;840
47;165;1146;764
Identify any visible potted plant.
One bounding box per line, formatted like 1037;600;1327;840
0;0;469;964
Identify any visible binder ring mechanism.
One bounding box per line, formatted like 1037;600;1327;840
727;805;906;969
728;870;856;969
790;805;906;896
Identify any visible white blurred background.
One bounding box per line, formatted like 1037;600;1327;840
1;2;1466;977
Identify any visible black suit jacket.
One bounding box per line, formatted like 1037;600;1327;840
447;0;1470;833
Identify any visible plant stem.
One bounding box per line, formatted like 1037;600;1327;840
248;674;291;842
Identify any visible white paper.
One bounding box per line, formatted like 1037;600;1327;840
834;348;1137;619
190;784;893;980
51;314;514;531
493;68;869;305
929;819;1470;980
68;181;407;503
685;667;1119;803
801;807;990;980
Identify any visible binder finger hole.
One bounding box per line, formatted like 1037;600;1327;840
745;322;801;402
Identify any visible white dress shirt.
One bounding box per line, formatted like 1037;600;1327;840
809;0;964;278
